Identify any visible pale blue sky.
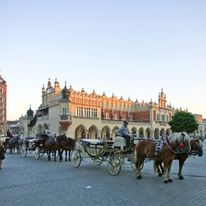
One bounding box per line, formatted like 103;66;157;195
0;0;206;120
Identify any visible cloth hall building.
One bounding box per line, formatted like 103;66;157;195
20;79;175;140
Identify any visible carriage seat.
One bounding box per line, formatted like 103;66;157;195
113;136;126;149
80;139;106;149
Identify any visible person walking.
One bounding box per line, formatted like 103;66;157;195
0;140;5;169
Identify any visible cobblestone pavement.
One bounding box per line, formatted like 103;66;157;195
0;145;206;206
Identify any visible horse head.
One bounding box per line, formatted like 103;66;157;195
190;139;203;157
168;132;191;154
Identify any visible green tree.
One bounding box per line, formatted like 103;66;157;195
169;111;198;133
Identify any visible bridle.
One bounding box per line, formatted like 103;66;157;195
189;139;203;156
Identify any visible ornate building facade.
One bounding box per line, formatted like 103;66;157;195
20;79;175;140
0;75;7;136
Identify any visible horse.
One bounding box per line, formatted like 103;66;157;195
135;132;191;183
59;136;75;161
43;134;75;162
154;137;203;179
3;136;22;154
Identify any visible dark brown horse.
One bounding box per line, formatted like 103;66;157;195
44;134;75;162
154;138;203;179
58;136;75;162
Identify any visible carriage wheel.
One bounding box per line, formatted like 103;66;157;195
107;156;121;176
21;144;27;157
130;157;136;171
71;150;81;168
34;147;40;160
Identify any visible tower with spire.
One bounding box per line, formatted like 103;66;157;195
158;88;167;108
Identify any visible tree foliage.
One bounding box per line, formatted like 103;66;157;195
169;111;198;133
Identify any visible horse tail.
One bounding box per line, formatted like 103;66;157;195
134;147;137;163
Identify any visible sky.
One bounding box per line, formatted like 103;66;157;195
0;0;206;120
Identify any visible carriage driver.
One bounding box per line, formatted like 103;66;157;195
117;121;131;148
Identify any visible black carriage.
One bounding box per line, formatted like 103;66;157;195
21;137;47;160
71;136;140;175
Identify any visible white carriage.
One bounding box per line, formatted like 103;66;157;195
71;136;140;175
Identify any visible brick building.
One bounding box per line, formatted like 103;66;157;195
0;75;7;136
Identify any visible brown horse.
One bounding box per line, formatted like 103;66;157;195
135;139;177;183
135;132;192;183
154;138;203;179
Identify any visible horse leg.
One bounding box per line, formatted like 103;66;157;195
135;157;144;179
47;150;51;161
163;160;173;183
68;150;71;162
54;150;56;162
59;149;63;162
178;157;187;180
167;160;173;182
65;149;67;162
154;160;163;176
163;160;169;183
17;145;19;154
9;146;12;154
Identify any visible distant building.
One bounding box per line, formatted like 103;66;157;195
0;75;7;136
201;119;206;138
7;120;21;135
20;79;176;139
193;114;203;138
19;106;35;137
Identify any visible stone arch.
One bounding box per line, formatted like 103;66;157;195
101;126;111;140
154;128;159;139
75;124;87;140
88;125;98;139
145;128;151;139
131;127;137;135
111;126;119;139
160;128;165;137
139;127;144;138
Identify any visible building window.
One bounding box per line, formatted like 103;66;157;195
62;107;67;115
157;114;160;121
106;113;110;119
162;114;165;122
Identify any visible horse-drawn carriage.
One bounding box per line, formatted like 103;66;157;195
21;137;45;159
71;136;140;175
21;134;75;161
3;136;23;154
